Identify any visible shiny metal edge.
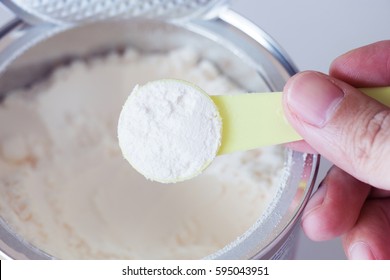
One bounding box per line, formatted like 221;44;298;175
254;153;321;259
219;9;298;77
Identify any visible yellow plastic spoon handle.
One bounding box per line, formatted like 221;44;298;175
211;86;390;155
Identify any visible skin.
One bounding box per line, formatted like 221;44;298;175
282;41;390;259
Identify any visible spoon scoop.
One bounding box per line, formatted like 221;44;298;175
118;79;390;183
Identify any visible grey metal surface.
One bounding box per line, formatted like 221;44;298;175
2;0;228;24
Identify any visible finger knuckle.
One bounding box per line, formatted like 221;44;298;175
352;109;390;171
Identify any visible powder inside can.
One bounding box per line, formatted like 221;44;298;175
118;80;222;183
0;48;285;259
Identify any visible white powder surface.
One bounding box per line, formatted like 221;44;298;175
118;80;222;183
0;48;285;259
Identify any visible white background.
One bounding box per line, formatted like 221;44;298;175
1;0;390;260
2;260;389;279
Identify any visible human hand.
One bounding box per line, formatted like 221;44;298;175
282;41;390;260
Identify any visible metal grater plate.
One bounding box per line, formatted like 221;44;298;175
2;0;228;24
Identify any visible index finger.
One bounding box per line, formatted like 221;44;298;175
330;40;390;87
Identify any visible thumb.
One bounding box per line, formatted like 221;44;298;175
283;71;390;190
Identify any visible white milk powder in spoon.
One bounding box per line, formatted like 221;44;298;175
118;79;222;183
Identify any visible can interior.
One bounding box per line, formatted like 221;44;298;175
0;18;318;259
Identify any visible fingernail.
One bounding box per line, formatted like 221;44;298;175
286;72;345;127
349;242;375;260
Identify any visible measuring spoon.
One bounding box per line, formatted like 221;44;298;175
118;79;390;183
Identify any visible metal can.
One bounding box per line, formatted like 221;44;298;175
0;1;319;259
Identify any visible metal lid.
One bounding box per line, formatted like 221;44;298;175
2;0;228;25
